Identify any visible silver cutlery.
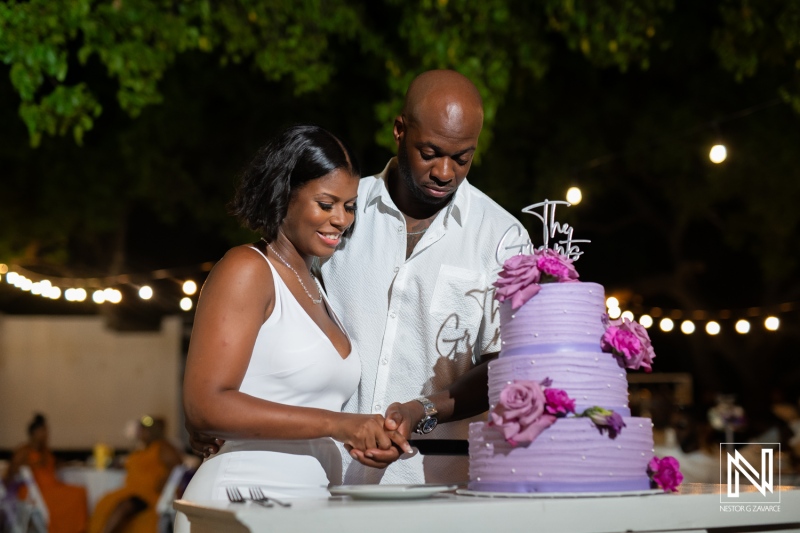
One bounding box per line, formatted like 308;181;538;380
226;486;245;503
250;486;291;507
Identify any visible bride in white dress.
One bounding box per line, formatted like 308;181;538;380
176;125;410;531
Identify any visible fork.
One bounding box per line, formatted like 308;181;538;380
226;486;245;504
250;486;292;508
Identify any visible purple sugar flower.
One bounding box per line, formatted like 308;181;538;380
648;456;683;492
582;406;626;438
489;380;557;446
544;388;576;416
601;317;656;372
535;248;579;282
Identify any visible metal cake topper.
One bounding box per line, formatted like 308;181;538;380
495;199;590;266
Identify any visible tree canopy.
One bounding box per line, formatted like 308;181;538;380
2;0;800;412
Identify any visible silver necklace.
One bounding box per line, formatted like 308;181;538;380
266;241;322;305
406;227;429;235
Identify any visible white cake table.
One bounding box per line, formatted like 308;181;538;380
174;483;800;533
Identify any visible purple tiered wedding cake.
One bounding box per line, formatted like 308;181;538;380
467;244;678;493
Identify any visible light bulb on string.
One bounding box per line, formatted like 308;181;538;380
566;186;582;205
139;286;153;300
709;144;727;164
765;316;780;331
680;320;695;334
735;319;750;334
620;310;634;322
180;297;193;311
639;314;653;328
183;280;197;296
705;321;721;335
660;318;674;332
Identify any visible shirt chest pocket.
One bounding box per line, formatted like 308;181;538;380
429;265;487;343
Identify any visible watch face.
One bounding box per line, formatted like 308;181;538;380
421;417;438;434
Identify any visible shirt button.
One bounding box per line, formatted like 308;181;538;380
390;312;396;318
374;404;382;412
397;226;403;233
393;267;399;273
381;358;388;365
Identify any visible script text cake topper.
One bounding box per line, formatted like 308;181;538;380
495;199;590;265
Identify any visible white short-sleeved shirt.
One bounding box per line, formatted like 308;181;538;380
320;159;531;484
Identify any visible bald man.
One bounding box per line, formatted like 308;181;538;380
320;70;530;484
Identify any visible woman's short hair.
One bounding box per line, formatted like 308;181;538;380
229;124;361;242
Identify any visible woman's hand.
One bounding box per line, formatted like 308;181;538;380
330;413;394;451
334;411;413;469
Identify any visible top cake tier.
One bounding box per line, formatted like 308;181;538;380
499;282;606;356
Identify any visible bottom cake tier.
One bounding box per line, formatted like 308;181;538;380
468;416;654;493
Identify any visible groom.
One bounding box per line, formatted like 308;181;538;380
192;70;530;484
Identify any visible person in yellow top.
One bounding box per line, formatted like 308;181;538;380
89;416;182;533
3;413;89;533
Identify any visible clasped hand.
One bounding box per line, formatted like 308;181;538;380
188;401;423;470
343;401;422;469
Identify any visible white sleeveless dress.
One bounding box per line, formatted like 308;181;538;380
175;248;359;531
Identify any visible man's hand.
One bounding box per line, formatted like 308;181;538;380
347;401;422;468
383;401;425;438
187;427;225;458
345;402;420;468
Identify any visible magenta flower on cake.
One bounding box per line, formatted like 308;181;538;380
601;317;656;373
494;249;580;310
536;248;579;283
648;456;683;492
494;254;542;310
544;387;576;416
489;379;557;446
582;406;626;438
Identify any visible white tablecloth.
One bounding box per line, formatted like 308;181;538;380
175;483;800;533
58;466;126;512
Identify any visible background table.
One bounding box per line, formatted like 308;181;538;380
174;483;800;533
59;466;126;512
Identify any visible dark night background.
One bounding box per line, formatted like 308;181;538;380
1;1;799;452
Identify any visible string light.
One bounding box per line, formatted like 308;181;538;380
735;319;750;334
182;280;197;295
620;310;634;321
180;297;193;311
138;286;153;300
765;316;780;331
705;321;721;335
606;297;619;308
566;187;582;205
608;306;622;319
660;318;675;332
639;314;653;328
709;144;727;164
680;320;695;334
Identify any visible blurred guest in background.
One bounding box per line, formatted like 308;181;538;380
654;406;718;484
89;416;181;533
3;413;89;533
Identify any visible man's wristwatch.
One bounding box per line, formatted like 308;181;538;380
413;397;438;434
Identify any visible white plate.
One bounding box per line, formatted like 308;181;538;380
330;484;457;500
456;488;664;499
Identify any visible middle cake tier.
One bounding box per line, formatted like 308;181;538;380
488;350;631;416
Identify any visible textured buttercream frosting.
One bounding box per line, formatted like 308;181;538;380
468;417;654;492
468;281;654;492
